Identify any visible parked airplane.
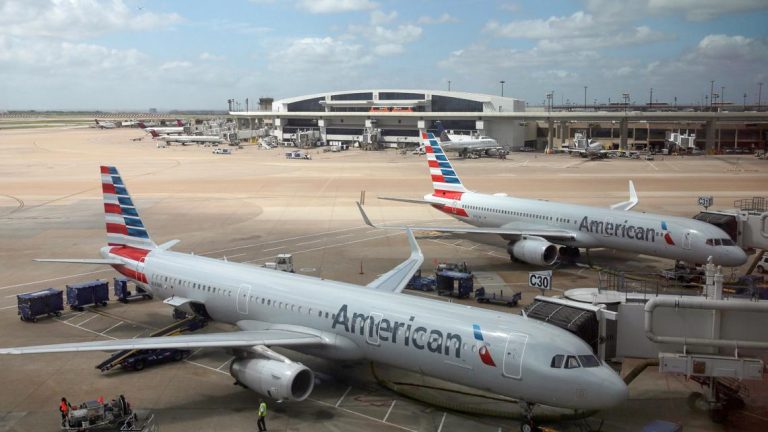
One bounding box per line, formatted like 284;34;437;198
434;121;500;156
149;130;224;145
561;133;615;160
139;121;185;135
94;119;116;129
376;132;747;267
0;166;628;430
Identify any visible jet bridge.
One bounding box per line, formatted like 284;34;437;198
693;197;768;251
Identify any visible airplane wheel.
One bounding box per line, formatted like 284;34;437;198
173;351;183;361
757;265;765;274
133;360;145;371
520;421;539;432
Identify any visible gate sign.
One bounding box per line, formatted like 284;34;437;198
698;196;714;210
528;271;552;290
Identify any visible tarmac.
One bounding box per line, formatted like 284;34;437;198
0;126;767;431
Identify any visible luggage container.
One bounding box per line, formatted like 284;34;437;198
17;288;63;322
114;277;152;303
66;280;109;311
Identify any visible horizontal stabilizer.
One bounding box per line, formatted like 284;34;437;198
157;239;180;250
610;180;639;211
34;258;122;265
0;329;325;355
378;196;443;206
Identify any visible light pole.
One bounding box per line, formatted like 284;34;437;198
710;80;715;110
649;88;653;109
759;82;763;108
448;80;451;91
622;93;630;113
743;93;747;108
721;86;725;105
500;80;505;97
546;92;553;113
583;86;588;110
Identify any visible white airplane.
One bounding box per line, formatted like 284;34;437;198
94;119;116;129
561;133;613;159
149;129;224;145
434;121;500;156
0;166;628;431
376;133;747;267
139;121;185;135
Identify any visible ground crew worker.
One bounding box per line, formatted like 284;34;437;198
59;397;70;424
257;399;267;431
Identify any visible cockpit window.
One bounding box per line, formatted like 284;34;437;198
564;355;580;369
706;238;736;247
577;355;601;368
550;354;565;368
720;238;735;246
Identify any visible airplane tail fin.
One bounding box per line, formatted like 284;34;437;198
422;132;468;198
138;122;146;129
176;119;184;127
149;130;160;138
94;119;100;125
101;166;157;250
435;121;451;142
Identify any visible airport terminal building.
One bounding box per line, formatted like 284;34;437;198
256;89;527;148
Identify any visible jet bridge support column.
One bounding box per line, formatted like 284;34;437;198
619;118;628;150
560;121;568;146
705;120;717;153
547;119;554;152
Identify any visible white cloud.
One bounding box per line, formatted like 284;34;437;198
585;0;768;21
499;2;520;12
347;23;422;57
199;52;225;61
417;13;459;25
296;0;378;14
485;11;671;51
370;10;397;25
160;61;193;71
269;36;372;76
0;36;146;72
0;0;183;40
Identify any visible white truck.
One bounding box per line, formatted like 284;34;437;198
262;254;294;273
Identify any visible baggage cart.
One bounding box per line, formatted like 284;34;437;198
66;280;109;311
475;287;522;307
62;394;133;431
114;277;152;303
17;288;63;322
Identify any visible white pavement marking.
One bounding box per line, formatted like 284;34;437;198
201;225;368;255
220;253;246;259
0;269;110;291
242;232;401;264
216;357;234;370
101;321;123;335
262;246;284;252
296;238;325;246
0;305;17;310
75;314;99;326
335;386;352;407
184;359;226;374
63;312;85;323
437;412;447;432
55;317;117;340
335;234;354;239
310;397;418;432
383;400;396;422
645;160;659;171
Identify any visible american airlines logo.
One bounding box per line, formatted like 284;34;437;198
332;305;462;359
578;216;661;243
472;324;496;367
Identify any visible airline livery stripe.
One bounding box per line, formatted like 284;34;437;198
104;203;121;214
435;155;448;162
127;227;149;238
428;160;439;168
102;183;116;194
440;169;456;177
117;196;133;206
123;217;144;228
425;146;434;154
431;174;445;182
114;186;129;196
106;223;128;235
433;190;464;200
120;207;139;217
111;176;124;186
442;177;461;184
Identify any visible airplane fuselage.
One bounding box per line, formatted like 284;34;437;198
102;245;627;411
426;191;746;266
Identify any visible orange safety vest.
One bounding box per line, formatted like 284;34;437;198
60;402;69;414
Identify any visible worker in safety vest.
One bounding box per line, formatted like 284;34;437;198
257;399;267;431
59;397;71;424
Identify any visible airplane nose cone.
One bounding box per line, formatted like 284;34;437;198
721;248;748;267
592;370;629;409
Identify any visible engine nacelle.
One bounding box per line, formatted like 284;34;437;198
230;358;314;402
508;237;559;266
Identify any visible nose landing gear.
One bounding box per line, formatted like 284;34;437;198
519;402;541;432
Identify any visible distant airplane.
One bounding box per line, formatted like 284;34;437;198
433;121;500;156
375;132;747;267
0;166;628;431
139;121;185;135
561;133;613;159
94;119;116;129
149;129;224;145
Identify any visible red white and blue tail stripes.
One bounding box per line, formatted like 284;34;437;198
101;166;156;250
422;132;468;199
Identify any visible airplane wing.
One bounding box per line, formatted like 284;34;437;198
0;329;325;355
378;196;444;206
609;180;638;211
365;225;424;294
357;202;575;241
34;258;123;265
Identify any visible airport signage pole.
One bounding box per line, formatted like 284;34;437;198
528;271;553;296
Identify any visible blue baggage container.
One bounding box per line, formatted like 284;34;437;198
17;288;63;322
66;280;109;310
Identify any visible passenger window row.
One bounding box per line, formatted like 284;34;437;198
463;205;570;223
550;354;601;369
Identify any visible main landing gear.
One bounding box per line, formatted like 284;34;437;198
519;402;541;432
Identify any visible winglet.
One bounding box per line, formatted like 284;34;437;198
610;180;639;211
365;228;424;293
356;202;377;228
157;239;180;251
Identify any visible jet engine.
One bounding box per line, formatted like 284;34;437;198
230;358;314;402
508;237;558;266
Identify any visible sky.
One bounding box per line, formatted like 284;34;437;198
1;0;767;111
